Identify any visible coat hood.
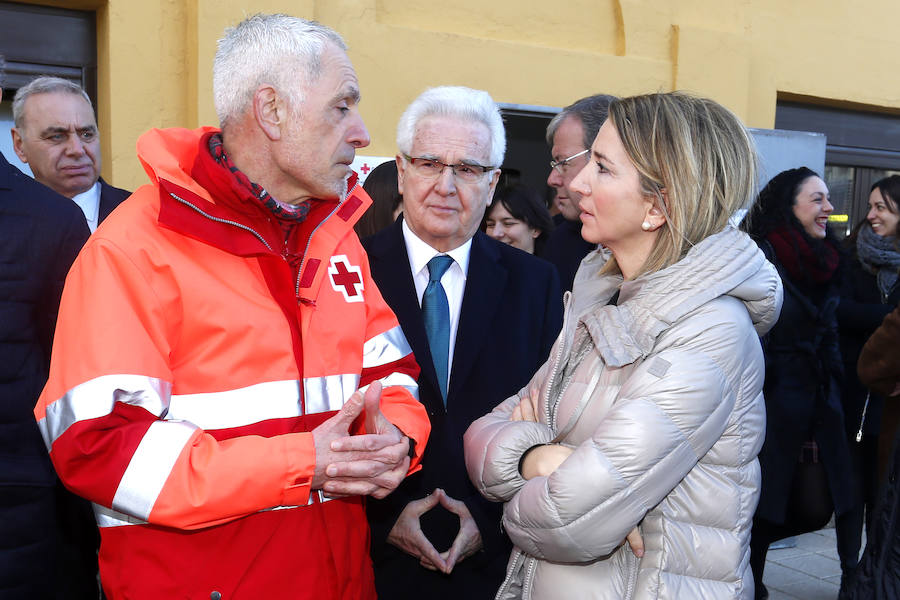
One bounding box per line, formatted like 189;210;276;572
574;226;783;367
135;127;360;205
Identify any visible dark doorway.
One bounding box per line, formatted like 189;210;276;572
500;105;557;208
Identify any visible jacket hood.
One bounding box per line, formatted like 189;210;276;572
137;127;219;203
577;226;783;367
135;127;360;204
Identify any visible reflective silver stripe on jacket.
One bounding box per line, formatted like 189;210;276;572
362;372;419;400
37;374;172;447
363;326;414;368
112;420;197;520
95;494;333;529
167;380;302;430
303;373;360;414
41;374;378;445
94;503;148;528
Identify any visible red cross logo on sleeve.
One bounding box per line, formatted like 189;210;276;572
328;255;364;303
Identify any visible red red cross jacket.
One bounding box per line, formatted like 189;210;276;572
34;127;429;599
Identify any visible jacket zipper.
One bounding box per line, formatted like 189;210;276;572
169;193;273;251
624;549;638;599
522;555;538;598
171;181;359;300
495;550;523;599
294;181;359;298
546;291;573;431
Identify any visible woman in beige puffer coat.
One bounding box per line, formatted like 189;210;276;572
464;92;783;600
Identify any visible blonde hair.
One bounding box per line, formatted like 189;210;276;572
603;92;758;277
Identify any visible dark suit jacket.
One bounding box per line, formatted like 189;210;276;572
98;178;131;224
364;218;563;599
540;217;595;292
0;151;94;598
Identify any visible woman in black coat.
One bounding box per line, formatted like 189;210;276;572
836;174;900;585
741;167;859;599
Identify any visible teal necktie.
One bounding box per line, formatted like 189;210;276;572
423;255;453;403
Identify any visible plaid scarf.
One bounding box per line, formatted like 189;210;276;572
856;224;900;299
208;133;309;224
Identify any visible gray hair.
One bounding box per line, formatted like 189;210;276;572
213;13;346;127
13;76;93;129
396;86;506;168
545;93;617;149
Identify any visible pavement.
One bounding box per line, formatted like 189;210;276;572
762;524;853;599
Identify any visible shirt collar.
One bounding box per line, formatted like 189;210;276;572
401;218;472;278
71;180;102;230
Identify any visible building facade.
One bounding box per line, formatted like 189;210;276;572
2;0;899;221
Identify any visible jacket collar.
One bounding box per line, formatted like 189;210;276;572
138;127;369;257
0;151;15;190
576;227;782;367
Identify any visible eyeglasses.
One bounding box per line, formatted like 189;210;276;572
549;148;589;173
403;155;495;184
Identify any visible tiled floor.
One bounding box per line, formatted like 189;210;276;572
763;526;850;600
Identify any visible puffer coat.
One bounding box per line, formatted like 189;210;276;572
464;227;783;600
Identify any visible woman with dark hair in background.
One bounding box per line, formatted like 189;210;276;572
483;184;555;254
836;174;900;590
742;167;858;598
356;160;403;239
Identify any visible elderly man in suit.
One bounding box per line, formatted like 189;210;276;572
364;86;563;599
12;76;129;231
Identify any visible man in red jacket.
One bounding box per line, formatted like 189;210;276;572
34;14;429;599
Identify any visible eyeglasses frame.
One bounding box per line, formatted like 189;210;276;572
549;148;590;173
402;154;496;181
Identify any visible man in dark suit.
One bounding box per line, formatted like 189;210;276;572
0;62;94;598
542;94;616;291
12;76;129;231
364;86;563;599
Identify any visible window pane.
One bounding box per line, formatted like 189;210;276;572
824;165;854;238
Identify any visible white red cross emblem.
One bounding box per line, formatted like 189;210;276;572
328;255;364;303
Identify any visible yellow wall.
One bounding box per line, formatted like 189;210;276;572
18;0;900;191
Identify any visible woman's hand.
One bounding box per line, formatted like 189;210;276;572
624;526;644;558
511;393;541;422
521;444;573;479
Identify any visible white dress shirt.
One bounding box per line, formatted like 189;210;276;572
71;181;101;233
401;219;471;392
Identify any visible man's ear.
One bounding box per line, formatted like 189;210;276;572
253;84;283;141
395;155;406;196
485;168;501;207
11;128;29;163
